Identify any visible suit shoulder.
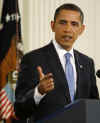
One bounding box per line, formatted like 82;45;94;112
24;44;50;57
75;50;94;62
21;43;52;62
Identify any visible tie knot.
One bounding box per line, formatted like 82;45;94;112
65;53;71;61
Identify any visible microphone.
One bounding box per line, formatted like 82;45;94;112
96;69;100;78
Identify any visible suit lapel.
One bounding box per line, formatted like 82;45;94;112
74;50;84;99
45;42;71;103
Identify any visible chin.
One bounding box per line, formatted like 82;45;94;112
61;44;72;50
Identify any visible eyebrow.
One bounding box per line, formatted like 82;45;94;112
58;19;79;24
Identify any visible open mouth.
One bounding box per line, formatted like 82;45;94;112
62;35;72;41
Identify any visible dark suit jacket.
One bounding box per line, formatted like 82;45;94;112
14;42;99;121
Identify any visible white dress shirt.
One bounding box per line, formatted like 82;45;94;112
34;40;77;104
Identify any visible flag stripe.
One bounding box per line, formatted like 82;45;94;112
0;89;5;96
0;89;14;119
0;98;9;114
2;104;13;119
0;91;6;101
0;99;11;115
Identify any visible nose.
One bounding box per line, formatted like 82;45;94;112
64;23;72;33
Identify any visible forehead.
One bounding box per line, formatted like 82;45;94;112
56;10;81;22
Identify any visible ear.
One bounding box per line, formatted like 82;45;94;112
79;24;85;35
51;21;55;32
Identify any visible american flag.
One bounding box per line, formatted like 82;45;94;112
0;88;14;119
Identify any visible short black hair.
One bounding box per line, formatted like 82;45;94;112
54;3;84;24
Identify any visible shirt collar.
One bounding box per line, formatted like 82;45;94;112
52;40;74;59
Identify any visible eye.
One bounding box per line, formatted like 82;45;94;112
71;22;79;27
59;20;67;25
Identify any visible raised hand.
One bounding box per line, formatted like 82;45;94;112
37;66;54;95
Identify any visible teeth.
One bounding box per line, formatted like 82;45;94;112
63;35;72;40
65;37;69;40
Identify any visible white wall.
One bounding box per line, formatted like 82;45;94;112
0;0;3;23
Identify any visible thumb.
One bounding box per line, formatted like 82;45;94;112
37;66;44;80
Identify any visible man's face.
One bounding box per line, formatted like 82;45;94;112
51;10;85;51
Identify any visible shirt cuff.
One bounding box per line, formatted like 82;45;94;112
34;85;46;105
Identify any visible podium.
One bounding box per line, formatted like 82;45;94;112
37;99;100;123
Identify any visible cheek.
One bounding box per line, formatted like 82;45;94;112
73;33;79;40
73;29;80;37
54;25;64;32
54;29;62;36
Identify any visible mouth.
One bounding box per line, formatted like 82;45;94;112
62;35;72;41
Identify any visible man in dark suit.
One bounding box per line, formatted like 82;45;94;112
14;3;99;122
